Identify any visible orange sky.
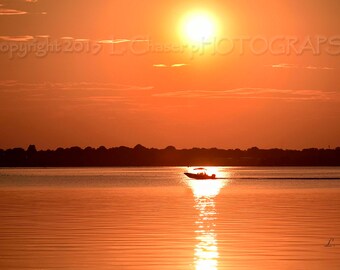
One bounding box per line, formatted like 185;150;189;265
0;0;339;149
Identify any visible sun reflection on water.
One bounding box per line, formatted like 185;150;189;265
188;179;226;270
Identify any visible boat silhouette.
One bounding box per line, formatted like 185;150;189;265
184;168;216;180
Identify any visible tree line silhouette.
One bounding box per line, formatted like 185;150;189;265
0;144;340;167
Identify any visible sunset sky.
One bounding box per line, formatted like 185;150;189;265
0;0;339;150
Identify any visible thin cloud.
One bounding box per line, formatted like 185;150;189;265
35;35;50;38
171;64;188;67
0;35;34;41
153;63;188;68
97;39;149;44
153;88;338;101
270;63;335;70
305;65;335;70
60;37;90;41
74;38;90;42
270;63;298;69
153;64;167;68
0;36;148;45
0;81;154;92
79;96;127;102
0;8;27;15
0;80;17;86
0;81;154;104
98;39;131;44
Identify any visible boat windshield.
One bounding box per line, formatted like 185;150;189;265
192;168;208;175
193;168;207;171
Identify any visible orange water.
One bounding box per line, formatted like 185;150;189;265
0;167;340;269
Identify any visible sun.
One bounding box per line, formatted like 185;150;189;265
182;11;218;44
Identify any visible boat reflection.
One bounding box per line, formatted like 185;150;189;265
188;179;226;270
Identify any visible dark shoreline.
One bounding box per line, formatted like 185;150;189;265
1;145;340;167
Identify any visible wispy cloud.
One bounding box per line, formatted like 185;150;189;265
270;63;298;69
153;63;188;68
0;35;34;41
0;81;154;104
74;38;90;42
305;65;335;70
59;37;94;42
269;63;335;70
153;64;167;68
35;35;50;38
171;64;188;67
98;39;131;44
0;81;154;92
153;88;338;101
0;8;27;15
98;39;148;44
0;36;148;44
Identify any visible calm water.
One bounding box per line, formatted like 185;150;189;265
0;167;340;270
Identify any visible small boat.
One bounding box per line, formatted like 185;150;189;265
184;168;216;180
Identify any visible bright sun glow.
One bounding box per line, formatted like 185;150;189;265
188;179;225;198
182;12;218;43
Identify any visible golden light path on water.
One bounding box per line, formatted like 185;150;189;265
187;178;227;270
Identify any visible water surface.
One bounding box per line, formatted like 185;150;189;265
0;167;340;269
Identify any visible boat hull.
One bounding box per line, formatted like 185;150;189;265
184;172;216;180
